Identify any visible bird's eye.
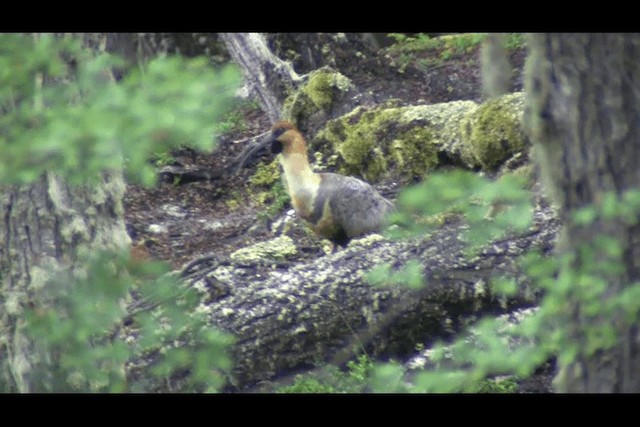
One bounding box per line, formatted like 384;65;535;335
271;139;283;154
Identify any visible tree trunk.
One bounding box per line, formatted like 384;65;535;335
0;172;130;392
525;33;640;392
481;33;512;99
219;33;302;123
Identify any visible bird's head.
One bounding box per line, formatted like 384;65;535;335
235;121;309;172
269;121;307;156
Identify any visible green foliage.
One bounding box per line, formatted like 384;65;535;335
367;259;424;290
23;250;234;392
377;178;640;392
214;98;261;136
387;33;486;57
278;376;339;393
476;376;518;393
369;170;532;292
277;354;374;393
385;33;435;71
369;361;409;393
24;250;133;392
386;33;434;52
0;34;239;392
0;34;240;186
388;170;532;256
151;97;257;169
505;33;526;50
386;33;523;72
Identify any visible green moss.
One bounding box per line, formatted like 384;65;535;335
386;33;435;52
247;160;290;220
438;33;487;59
386;33;487;68
249;159;281;187
390;127;439;179
314;107;400;182
314;100;482;182
306;69;352;109
282;68;354;123
261;181;290;220
462;92;525;171
225;197;240;211
308;93;524;183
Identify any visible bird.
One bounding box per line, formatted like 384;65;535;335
265;120;395;248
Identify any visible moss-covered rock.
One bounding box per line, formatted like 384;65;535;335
312;100;478;182
461;92;525;171
282;67;355;135
230;235;297;262
303;69;353;110
312;106;397;182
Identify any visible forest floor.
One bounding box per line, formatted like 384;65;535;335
124;37;527;268
122;35;554;392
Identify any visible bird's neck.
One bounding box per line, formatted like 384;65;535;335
280;152;320;189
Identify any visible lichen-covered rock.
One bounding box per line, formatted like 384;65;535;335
230;235;297;262
461;92;526;171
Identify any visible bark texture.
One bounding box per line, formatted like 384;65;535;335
525;33;640;392
0;172;130;392
481;33;512;99
219;33;302;123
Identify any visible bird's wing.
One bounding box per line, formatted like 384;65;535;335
319;173;395;238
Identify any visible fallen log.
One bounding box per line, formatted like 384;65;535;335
178;202;559;391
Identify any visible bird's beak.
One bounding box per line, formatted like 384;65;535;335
233;131;275;173
241;132;274;162
234;129;287;174
252;132;273;155
254;131;283;154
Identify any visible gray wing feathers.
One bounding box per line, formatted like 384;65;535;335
320;173;395;238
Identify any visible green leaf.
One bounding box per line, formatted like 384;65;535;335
573;206;597;225
491;277;518;296
366;263;393;286
370;362;407;393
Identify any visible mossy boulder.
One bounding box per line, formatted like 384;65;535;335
461;92;526;171
282;67;355;136
312;100;478;183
